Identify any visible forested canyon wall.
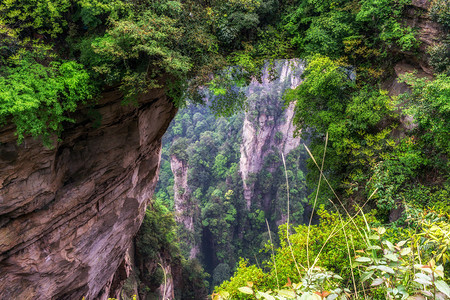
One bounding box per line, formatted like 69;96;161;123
150;61;310;288
240;60;304;209
0;88;177;299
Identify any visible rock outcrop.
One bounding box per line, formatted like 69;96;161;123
240;60;304;209
170;155;199;259
0;87;177;299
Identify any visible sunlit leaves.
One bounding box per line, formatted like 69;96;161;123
0;57;94;146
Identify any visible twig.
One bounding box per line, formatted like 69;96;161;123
266;219;280;289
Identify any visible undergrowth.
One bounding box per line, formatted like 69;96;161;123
213;138;450;300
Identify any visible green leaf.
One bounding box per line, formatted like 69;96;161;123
397;240;407;247
376;265;395;274
276;289;296;298
414;273;432;286
383;240;395;251
371;277;385;286
360;270;374;282
238;286;254;294
400;247;411;256
367;245;381;250
219;291;230;298
298;293;321;300
384;253;398;262
256;291;275;300
435;280;450;297
355;256;372;263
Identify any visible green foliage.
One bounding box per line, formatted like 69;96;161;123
1;0;288;143
400;73;450;157
170;138;189;162
286;55;397;212
282;0;416;59
0;57;94;146
428;41;450;75
213;263;232;288
354;217;450;299
215;207;450;299
214;259;266;300
430;0;450;28
0;0;71;38
88;8;192;99
155;64;310;288
136;199;178;260
135;199;209;299
215;209;377;298
213;154;229;179
286;52;448;223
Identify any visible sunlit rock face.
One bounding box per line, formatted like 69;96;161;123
0;87;177;300
240;60;304;209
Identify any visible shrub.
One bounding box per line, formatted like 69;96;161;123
430;0;450;28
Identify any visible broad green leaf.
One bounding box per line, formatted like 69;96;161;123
355;256;372;263
360;270;374;282
371;277;384;286
409;294;426;299
384;240;395;251
415;273;431;282
414;264;433;274
400;247;411;256
256;291;275;300
299;292;318;300
367;245;381;250
435;265;445;278
219;291;230;298
276;289;296;298
435;280;450;297
368;234;380;240
376;265;395;274
384;253;398;262
421;290;433;297
414;277;431;286
238;286;254;294
397;240;407;247
436;292;447;300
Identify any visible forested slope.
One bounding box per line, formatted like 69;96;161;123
155;60;309;285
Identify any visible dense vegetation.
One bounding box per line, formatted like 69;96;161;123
0;0;289;143
154;65;310;288
212;0;450;298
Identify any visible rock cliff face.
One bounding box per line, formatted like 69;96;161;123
385;0;443;95
0;87;177;299
170;155;199;259
240;60;304;209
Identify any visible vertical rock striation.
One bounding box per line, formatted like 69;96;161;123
170;155;199;259
240;60;304;209
0;88;177;299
